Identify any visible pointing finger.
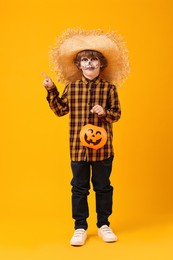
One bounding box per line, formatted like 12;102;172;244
41;71;49;79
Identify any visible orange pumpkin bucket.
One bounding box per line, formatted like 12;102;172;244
80;124;107;150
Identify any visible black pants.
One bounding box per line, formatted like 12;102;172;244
71;156;114;230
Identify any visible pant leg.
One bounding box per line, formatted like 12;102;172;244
71;161;91;230
91;156;114;228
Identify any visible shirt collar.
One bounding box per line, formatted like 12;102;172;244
82;75;101;85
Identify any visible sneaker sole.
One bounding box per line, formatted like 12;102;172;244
98;231;118;242
70;235;87;246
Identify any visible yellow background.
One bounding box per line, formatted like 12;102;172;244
1;0;173;259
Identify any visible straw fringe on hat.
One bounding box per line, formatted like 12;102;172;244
49;28;130;86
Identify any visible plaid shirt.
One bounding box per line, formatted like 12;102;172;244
46;76;121;161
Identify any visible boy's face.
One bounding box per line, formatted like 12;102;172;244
79;56;101;80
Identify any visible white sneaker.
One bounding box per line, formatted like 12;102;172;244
98;225;118;242
70;229;87;246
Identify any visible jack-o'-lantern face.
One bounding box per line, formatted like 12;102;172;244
80;124;107;150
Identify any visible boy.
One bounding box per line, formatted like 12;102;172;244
42;29;129;246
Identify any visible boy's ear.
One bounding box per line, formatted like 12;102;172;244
77;63;82;70
74;61;81;70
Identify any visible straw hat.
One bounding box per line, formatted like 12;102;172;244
49;28;130;86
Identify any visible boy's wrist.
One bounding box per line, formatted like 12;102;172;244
98;110;106;118
45;84;56;91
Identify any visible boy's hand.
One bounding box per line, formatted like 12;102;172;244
91;105;105;116
41;72;54;89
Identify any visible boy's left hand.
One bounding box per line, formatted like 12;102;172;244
91;105;105;116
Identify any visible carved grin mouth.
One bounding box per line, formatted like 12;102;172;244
84;134;102;145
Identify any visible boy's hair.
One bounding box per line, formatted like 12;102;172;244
74;50;107;71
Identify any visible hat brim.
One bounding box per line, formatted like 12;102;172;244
50;28;130;85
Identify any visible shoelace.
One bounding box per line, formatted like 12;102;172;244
101;226;113;234
73;229;85;237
